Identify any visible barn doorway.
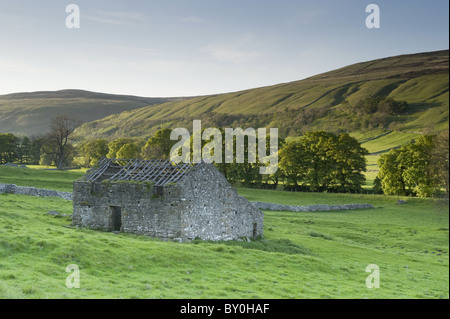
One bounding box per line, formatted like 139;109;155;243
110;206;122;231
253;223;258;237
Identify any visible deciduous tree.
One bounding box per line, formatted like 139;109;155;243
116;143;141;159
43;115;82;170
106;138;136;159
79;139;109;167
279;131;368;192
377;134;447;197
141;128;175;160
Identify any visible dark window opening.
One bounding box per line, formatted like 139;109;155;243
110;206;122;231
253;223;258;237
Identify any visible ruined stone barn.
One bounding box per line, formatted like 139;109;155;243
72;158;263;241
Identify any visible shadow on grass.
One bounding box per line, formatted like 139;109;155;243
191;238;312;256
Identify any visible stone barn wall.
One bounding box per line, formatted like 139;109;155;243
177;164;264;241
72;181;186;239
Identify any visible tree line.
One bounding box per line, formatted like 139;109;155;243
0;115;81;170
79;129;370;193
1;114;448;197
0;133;42;165
0;122;370;193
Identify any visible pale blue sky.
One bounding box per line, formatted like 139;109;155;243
0;0;448;97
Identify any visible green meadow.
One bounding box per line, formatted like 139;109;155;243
0;166;84;192
0;167;448;299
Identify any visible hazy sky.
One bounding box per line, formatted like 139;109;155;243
0;0;448;97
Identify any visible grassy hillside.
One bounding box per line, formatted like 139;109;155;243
0;90;182;137
73;50;448;142
0;176;448;299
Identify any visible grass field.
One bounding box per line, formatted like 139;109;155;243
0;167;448;299
360;131;422;154
0;166;84;192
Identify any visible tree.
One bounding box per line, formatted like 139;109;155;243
141;128;176;160
357;97;409;115
17;136;31;164
378;149;407;196
278;138;309;187
329;133;369;192
399;135;438;197
359;97;381;114
107;138;136;159
0;134;48;165
296;131;338;191
387;99;408;115
42;115;82;170
79;139;109;167
0;133;19;164
301;131;337;191
377;134;445;197
279;131;368;192
29;136;44;164
372;176;383;194
261;135;285;188
431;130;449;195
40;142;76;167
116;143;141;159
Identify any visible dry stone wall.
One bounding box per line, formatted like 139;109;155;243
251;201;374;212
0;183;72;200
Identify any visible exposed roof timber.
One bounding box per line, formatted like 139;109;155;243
84;158;201;186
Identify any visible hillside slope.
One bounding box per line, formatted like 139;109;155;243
0;90;182;136
73;50;448;142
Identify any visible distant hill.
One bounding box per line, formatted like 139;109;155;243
72;50;448;149
1;50;448;155
0;89;182;136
